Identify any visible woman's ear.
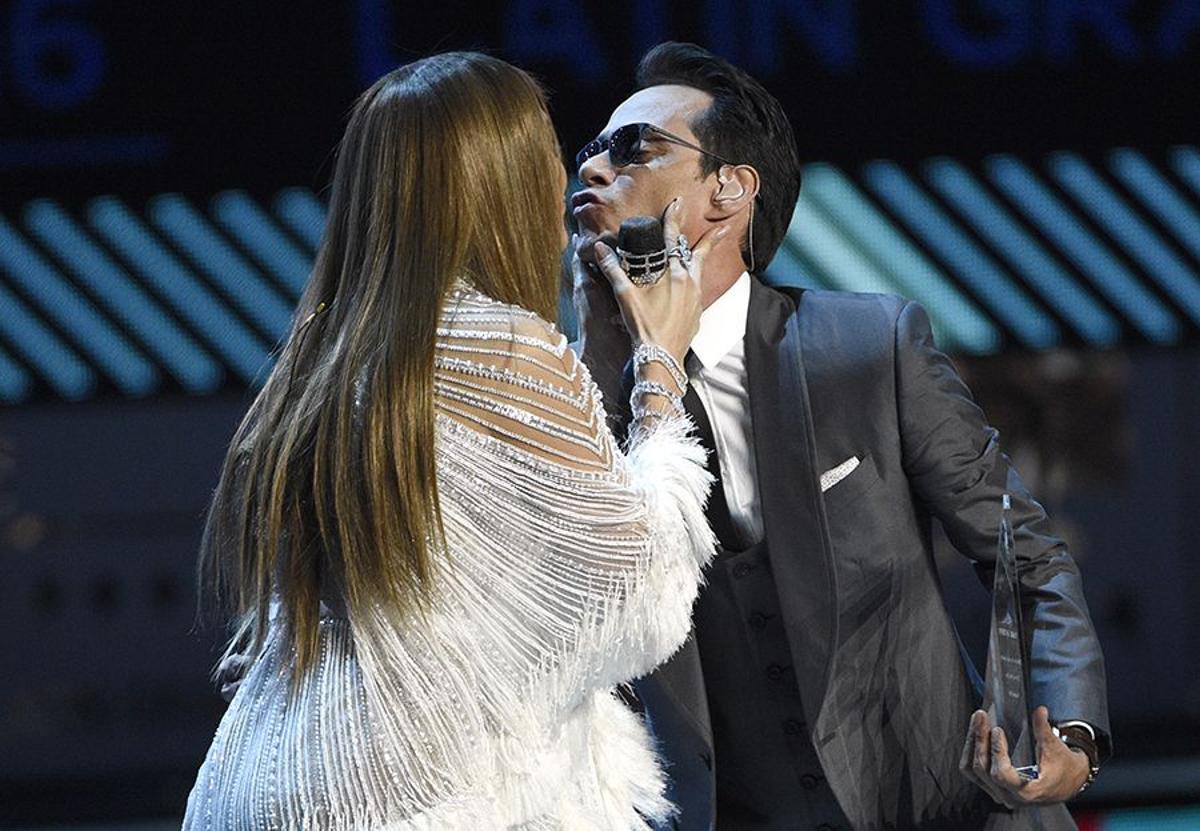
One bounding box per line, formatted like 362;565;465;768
710;164;760;218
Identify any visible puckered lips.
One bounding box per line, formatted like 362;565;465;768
570;190;607;229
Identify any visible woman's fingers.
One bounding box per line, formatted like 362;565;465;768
662;198;691;286
686;224;729;284
661;197;682;246
592;240;634;298
657;196;729;291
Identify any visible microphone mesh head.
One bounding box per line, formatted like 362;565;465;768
618;215;664;255
616;216;667;283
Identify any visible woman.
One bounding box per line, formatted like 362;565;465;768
183;52;722;829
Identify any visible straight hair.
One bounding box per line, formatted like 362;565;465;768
198;52;565;676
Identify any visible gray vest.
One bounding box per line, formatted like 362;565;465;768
693;537;851;831
684;373;850;831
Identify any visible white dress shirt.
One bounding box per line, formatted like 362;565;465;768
689;272;763;547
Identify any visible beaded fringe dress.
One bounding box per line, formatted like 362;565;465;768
182;281;716;830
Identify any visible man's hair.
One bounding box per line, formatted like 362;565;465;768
636;42;802;274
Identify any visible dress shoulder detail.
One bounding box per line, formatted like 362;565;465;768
435;281;612;473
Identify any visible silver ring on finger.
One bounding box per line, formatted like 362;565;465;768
666;234;693;269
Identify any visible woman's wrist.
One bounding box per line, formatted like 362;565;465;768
631;342;688;394
629;370;686;427
627;341;690;440
633;361;685;396
631;381;685;415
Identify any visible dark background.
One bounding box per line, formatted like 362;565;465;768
2;1;1199;826
4;1;1199;203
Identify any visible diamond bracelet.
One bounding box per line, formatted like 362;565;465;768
632;342;688;393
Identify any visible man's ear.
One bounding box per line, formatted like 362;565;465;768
710;164;760;219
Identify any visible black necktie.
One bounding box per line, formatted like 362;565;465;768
682;353;740;551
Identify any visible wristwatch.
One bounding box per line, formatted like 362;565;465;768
1052;721;1100;794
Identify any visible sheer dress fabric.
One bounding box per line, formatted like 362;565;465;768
182;280;715;829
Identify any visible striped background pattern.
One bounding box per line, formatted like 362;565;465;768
2;146;1200;405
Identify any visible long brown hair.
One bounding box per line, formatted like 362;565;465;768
199;52;565;675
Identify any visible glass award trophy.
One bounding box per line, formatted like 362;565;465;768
983;494;1039;780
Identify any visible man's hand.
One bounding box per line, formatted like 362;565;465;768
571;233;633;415
959;706;1091;808
572;234;625;331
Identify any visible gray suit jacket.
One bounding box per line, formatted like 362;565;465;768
634;281;1110;831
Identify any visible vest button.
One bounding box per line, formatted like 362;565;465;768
732;562;753;579
766;663;784;680
801;773;820;790
749;612;768;630
784;718;804;735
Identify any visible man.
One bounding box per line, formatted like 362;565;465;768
571;42;1110;831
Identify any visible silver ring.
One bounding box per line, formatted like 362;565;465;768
667;234;693;268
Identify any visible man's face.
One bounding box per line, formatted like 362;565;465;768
572;85;717;262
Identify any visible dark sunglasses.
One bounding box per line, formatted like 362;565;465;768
575;122;737;177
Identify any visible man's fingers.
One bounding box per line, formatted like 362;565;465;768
968;712;1011;807
960;712;993;795
570;234;585;276
571;236;606;286
959;711;1033;809
1031;705;1065;768
1028;705;1090;801
990;727;1025;791
988;730;1026;808
1032;706;1057;748
570;253;587;287
959;712;979;774
972;710;992;778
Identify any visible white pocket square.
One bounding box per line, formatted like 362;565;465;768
820;456;860;493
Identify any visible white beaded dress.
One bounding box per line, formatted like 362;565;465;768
181;280;716;830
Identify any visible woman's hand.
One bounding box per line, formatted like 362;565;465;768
591;198;728;366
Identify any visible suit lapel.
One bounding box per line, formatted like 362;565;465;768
745;280;839;736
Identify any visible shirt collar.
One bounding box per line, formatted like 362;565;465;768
690;271;751;370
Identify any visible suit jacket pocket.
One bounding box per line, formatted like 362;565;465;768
820;452;881;515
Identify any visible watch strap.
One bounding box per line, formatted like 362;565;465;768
1053;723;1100;794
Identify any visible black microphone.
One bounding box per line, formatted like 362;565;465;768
616;215;668;285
